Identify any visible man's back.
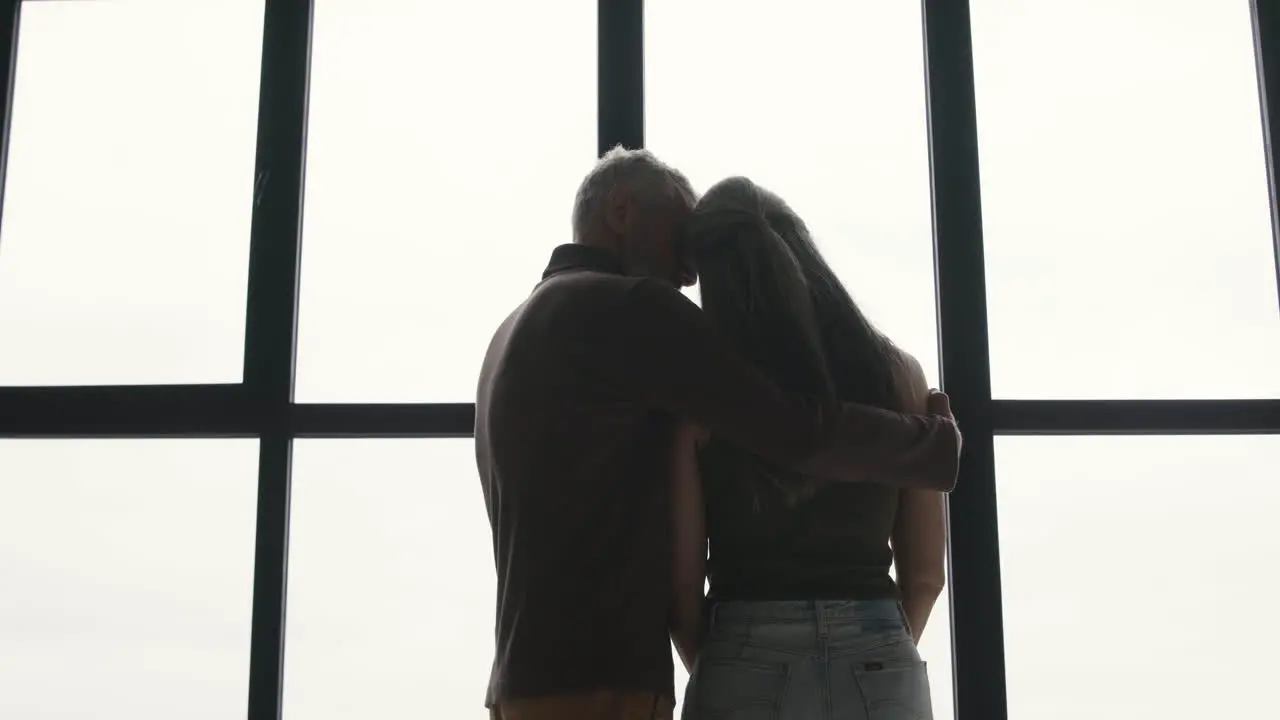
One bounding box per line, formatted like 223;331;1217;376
475;253;677;706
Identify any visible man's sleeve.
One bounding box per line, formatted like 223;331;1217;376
601;278;959;491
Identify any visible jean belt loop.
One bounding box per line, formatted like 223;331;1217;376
815;600;829;639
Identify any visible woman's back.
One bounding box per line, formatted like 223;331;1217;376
685;175;914;604
675;176;944;719
699;350;913;603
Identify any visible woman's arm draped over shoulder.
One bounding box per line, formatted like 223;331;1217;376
669;422;708;673
602;279;961;492
890;352;949;644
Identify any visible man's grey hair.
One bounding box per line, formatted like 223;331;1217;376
571;145;697;241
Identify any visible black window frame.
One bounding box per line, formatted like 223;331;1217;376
1;1;1277;719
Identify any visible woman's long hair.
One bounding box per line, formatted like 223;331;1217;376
687;176;904;505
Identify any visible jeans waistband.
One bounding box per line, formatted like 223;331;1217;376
710;599;903;625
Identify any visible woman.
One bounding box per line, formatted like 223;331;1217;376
669;177;947;720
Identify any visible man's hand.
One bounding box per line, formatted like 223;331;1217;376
926;389;963;472
926;389;954;423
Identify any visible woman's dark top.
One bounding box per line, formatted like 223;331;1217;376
702;444;901;601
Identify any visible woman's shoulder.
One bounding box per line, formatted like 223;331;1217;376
888;346;924;380
885;344;929;413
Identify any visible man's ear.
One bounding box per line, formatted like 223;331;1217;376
602;190;630;236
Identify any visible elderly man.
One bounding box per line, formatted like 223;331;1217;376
475;147;960;720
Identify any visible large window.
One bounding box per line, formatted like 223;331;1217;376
283;440;492;718
973;0;1280;399
0;1;264;386
996;436;1280;719
0;440;259;720
293;0;595;403
1;2;1278;720
648;2;951;715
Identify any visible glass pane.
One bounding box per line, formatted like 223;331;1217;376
0;439;259;719
295;1;596;402
648;2;953;717
972;0;1280;399
996;436;1280;718
648;0;940;384
0;1;264;385
284;439;494;718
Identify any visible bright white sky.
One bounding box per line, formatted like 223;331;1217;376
0;0;1278;719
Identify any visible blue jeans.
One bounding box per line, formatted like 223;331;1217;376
681;599;933;720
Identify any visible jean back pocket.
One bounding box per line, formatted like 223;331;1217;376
686;657;789;720
851;654;933;720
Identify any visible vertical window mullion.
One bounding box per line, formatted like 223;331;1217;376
243;0;313;718
598;0;643;153
920;0;1006;718
0;0;22;248
1251;0;1280;312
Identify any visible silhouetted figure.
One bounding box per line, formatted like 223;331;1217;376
474;148;960;720
669;177;947;720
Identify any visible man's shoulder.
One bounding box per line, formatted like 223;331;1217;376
492;270;648;345
548;272;695;315
536;268;648;297
528;270;676;323
495;272;696;354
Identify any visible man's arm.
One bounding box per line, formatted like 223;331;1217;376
601;279;960;491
